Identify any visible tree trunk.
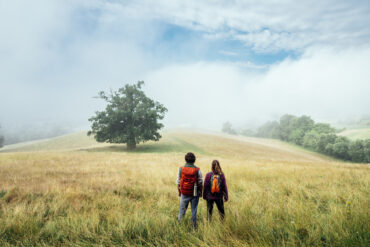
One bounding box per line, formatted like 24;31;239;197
127;142;136;150
127;131;136;150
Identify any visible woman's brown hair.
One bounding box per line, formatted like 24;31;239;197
212;160;223;175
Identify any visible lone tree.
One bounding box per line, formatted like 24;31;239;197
88;81;167;150
222;122;237;135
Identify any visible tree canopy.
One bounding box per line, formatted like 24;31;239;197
88;81;167;150
222;122;237;135
248;114;369;163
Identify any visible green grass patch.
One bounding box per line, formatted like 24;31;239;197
339;128;370;140
79;135;211;155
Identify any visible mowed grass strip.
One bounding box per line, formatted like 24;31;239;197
0;131;369;246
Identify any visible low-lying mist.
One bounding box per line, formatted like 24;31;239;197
1;1;369;144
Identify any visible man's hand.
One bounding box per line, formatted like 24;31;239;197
198;184;203;198
177;184;181;197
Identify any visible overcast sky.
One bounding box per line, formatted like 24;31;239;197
1;0;370;131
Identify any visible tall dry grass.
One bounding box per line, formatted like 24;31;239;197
0;131;369;246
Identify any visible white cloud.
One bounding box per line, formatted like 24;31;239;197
247;46;370;119
219;50;238;56
144;62;250;129
0;0;369;131
0;0;148;129
144;47;370;129
101;0;370;52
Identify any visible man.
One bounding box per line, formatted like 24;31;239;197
177;152;203;228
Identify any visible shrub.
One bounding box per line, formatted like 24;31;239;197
277;114;297;141
303;131;320;149
349;140;365;163
364;139;370;163
333;137;351;160
256;121;279;138
317;133;337;154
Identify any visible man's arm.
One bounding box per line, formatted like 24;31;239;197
176;167;181;184
176;167;182;197
198;170;203;197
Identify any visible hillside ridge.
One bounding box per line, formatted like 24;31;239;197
0;129;350;164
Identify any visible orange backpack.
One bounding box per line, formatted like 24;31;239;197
210;174;221;194
180;166;199;196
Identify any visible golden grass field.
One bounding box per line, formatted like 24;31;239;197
0;130;369;246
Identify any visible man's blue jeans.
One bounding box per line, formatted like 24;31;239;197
178;194;199;227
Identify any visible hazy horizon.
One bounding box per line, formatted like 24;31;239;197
1;0;370;134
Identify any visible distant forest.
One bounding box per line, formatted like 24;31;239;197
0;123;73;147
223;115;370;163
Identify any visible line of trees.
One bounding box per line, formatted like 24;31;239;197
222;115;370;163
0;123;72;146
254;114;370;163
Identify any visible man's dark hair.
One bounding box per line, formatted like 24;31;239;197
185;152;196;163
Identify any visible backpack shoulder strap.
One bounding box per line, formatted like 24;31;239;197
210;172;214;183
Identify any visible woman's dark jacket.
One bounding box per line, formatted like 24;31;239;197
203;172;228;201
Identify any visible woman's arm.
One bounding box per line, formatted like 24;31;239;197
203;173;210;200
222;174;228;202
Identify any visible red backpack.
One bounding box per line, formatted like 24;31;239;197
180;166;199;196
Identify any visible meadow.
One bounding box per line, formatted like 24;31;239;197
0;130;369;246
339;128;370;140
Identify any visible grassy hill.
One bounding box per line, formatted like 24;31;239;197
0;132;109;152
0;130;368;246
338;128;370;140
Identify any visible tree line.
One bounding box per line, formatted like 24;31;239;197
222;115;370;163
0;123;72;147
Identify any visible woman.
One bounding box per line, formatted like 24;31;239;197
203;160;228;221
